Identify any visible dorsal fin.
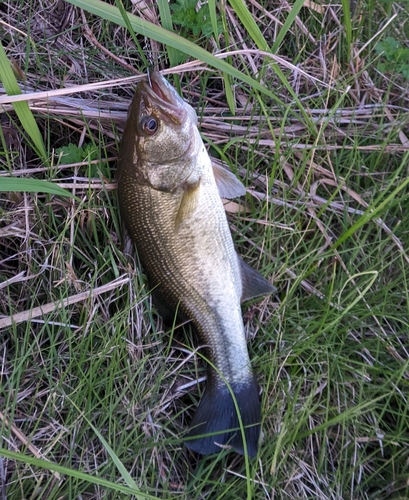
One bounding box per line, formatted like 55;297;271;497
239;255;276;303
212;163;246;199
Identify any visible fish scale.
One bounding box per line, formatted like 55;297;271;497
122;172;248;385
117;70;275;456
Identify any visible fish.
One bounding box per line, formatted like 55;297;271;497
117;70;275;457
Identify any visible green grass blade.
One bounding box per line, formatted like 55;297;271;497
0;41;48;165
223;72;236;115
64;0;278;102
157;0;179;66
78;411;145;498
114;0;149;67
226;0;314;126
340;0;352;61
271;0;307;53
0;177;78;199
0;448;159;499
333;160;409;249
208;0;220;40
228;0;269;51
219;2;235;114
297;393;390;439
90;429;143;495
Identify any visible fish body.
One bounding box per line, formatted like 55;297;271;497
117;71;275;456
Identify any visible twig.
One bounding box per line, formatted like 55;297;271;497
0;276;130;329
0;410;62;481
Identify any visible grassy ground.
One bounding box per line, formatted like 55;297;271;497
1;0;409;498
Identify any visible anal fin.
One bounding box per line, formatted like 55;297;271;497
239;255;276;303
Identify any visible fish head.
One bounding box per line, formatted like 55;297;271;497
125;70;200;191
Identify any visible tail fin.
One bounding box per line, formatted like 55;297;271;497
185;378;261;457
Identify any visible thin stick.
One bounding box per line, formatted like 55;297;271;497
0;410;62;481
0;277;130;329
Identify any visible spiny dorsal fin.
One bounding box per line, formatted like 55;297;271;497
239;255;276;303
212;163;246;199
175;179;201;230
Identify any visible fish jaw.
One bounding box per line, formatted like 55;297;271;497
149;70;198;126
135;79;186;129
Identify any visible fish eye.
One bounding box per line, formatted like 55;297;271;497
142;116;158;135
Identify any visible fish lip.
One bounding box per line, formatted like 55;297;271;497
149;70;173;103
137;70;186;125
140;71;170;104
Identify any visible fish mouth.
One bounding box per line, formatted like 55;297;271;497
137;70;186;124
150;79;165;101
149;70;172;103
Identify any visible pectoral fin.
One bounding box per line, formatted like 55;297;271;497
175;179;201;230
212;162;246;199
239;255;276;303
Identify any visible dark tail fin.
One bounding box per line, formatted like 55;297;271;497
185;378;261;457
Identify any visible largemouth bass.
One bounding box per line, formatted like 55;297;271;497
117;70;275;457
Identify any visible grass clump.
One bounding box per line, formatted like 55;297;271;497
1;0;409;499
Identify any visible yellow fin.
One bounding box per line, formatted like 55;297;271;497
175;179;201;230
212;162;246;199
